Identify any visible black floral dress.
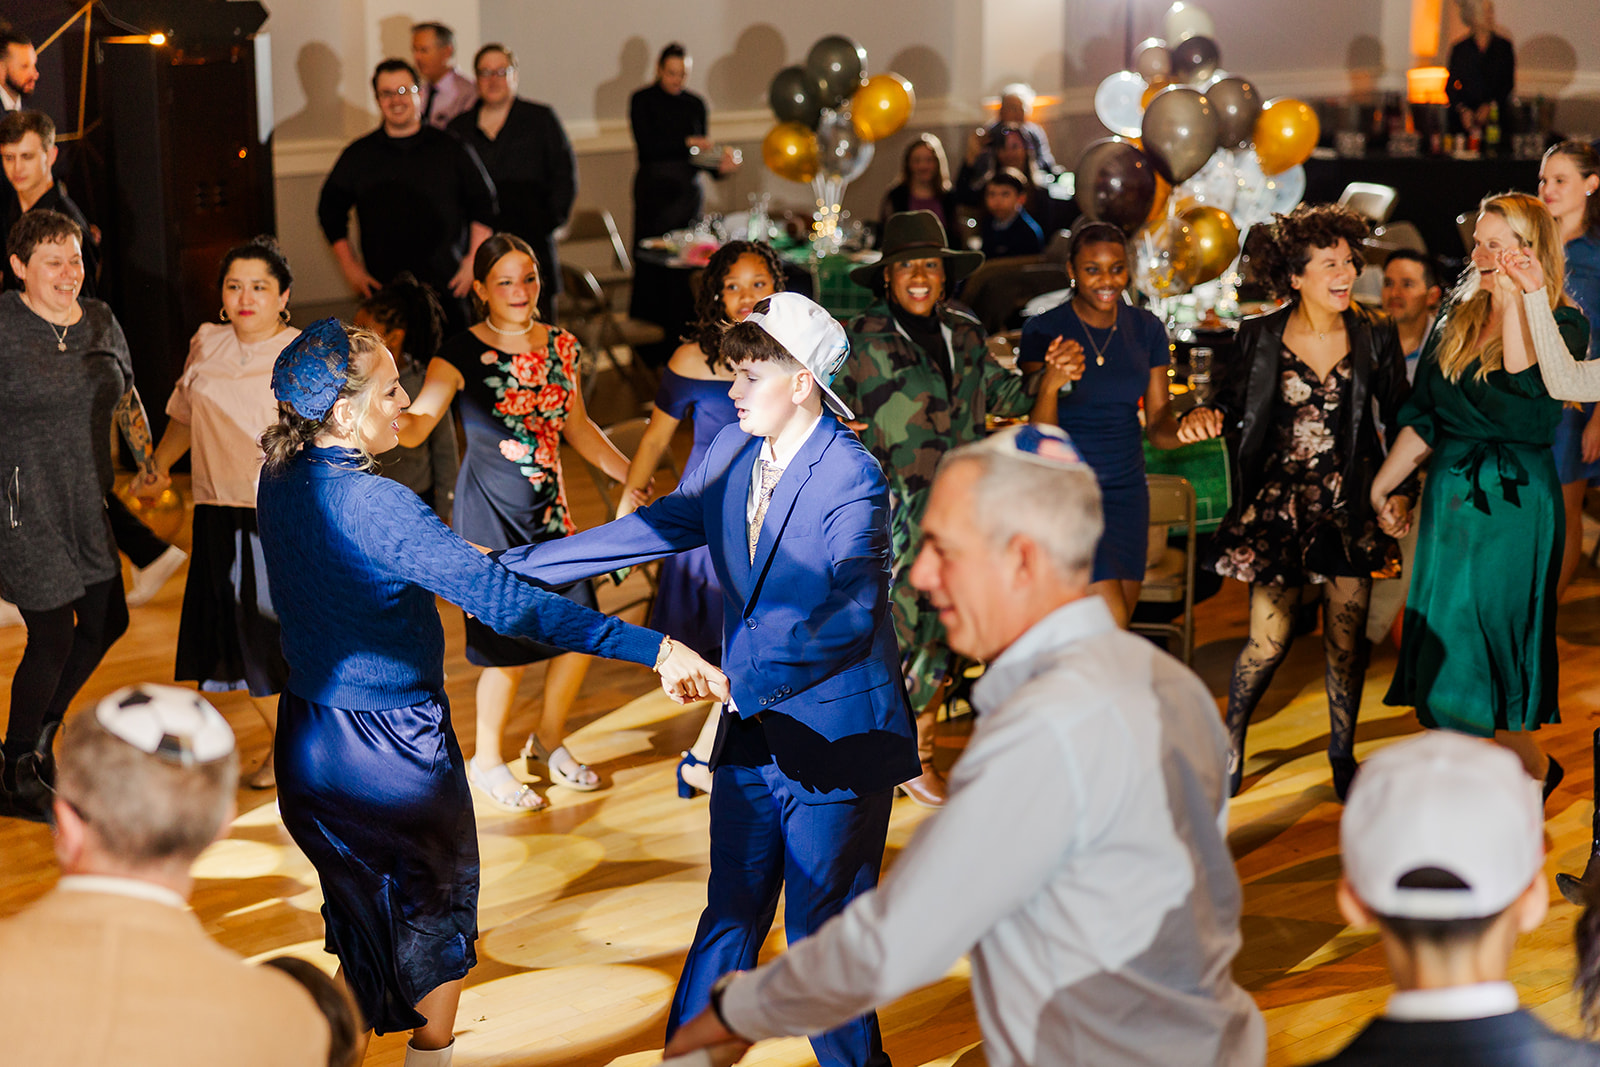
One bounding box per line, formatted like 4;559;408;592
1208;346;1400;587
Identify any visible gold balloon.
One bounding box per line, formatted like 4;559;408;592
1179;204;1240;284
117;484;186;542
762;121;819;183
851;73;915;142
1140;77;1173;108
1146;170;1172;225
1253;97;1320;176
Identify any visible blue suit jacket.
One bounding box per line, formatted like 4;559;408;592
498;415;919;803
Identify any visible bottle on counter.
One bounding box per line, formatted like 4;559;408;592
1485;102;1501;154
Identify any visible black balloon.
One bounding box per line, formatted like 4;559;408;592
806;35;868;106
1207;76;1261;148
1074;137;1158;234
1140;85;1219;183
770;65;826;127
1170;35;1221;83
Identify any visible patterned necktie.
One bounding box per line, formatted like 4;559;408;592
749;460;783;561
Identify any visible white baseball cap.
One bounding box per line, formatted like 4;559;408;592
743;292;854;420
1341;732;1544;920
94;684;236;766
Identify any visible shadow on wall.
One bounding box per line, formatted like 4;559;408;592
706;24;786;112
596;36;651;121
888;45;952;100
276;42;372;142
379;15;413;64
1521;34;1579;96
1347;34;1383;99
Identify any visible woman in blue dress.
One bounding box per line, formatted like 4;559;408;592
1021;220;1185;625
256;319;723;1064
1540;140;1600;599
616;240;784;796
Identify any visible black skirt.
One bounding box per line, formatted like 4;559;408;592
174;504;288;697
463;574;599;668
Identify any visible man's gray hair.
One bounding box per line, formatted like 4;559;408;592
55;705;238;867
942;440;1103;580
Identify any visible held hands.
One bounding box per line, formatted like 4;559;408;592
657;639;731;705
1374;493;1412;538
1496;247;1545;296
133;466;171;501
1176;408;1225;444
1044;336;1086;383
663;1007;752;1066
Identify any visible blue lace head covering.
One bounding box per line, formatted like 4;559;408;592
272;317;351;420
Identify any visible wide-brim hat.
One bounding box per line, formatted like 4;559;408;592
851;210;985;289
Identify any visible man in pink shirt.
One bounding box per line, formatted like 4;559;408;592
412;22;477;129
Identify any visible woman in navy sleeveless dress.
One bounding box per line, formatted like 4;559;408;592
617;240;785;794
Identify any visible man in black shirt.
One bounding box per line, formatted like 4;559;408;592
318;58;497;332
1446;0;1514;134
448;44;575;323
0;110;97;295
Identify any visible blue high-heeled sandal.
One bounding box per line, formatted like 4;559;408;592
676;751;712;798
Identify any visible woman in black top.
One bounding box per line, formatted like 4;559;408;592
628;42;739;365
448;44;577;323
0;211;159;820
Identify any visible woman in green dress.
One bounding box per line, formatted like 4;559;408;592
1371;192;1590;792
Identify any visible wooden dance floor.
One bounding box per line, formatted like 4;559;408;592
4;453;1600;1066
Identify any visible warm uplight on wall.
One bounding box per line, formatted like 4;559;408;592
148;33;167;46
1406;66;1449;105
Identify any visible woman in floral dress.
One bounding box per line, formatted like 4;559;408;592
1180;204;1412;801
396;233;632;812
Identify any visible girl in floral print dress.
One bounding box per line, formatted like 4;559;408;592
395;233;633;813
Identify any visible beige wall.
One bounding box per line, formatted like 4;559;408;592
266;0;1600;305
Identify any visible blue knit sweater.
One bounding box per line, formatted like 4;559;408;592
257;446;661;709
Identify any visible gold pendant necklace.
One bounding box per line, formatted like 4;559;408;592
1077;312;1118;366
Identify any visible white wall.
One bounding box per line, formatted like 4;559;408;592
263;0;1600;304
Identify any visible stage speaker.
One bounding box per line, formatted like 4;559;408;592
100;22;274;435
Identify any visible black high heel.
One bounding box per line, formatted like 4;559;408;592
1543;755;1565;805
1559;732;1600;906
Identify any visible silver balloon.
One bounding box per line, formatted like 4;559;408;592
1134;38;1172;82
1207;76;1262;148
1164;1;1216;42
1094;71;1147;137
1140;85;1219;184
815;107;874;184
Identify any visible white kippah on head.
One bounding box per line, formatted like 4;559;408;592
93;684;236;766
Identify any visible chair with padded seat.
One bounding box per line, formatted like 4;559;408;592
1133;474;1198;665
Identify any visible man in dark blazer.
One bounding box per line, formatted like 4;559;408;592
1311;731;1600;1066
500;292;916;1067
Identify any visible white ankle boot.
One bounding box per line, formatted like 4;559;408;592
403;1038;454;1066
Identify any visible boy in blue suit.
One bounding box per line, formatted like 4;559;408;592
499;292;915;1067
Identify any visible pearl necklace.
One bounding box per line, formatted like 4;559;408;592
485;317;533;337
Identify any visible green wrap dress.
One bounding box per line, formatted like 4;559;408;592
1386;306;1589;734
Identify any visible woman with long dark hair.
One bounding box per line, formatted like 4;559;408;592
396;233;632;812
256;318;722;1064
616;240;784;797
878;134;956;234
145;236;300;788
1183;203;1412;801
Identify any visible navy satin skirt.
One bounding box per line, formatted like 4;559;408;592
275;691;479;1034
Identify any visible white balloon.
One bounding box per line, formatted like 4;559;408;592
1178;147;1239;214
1093;70;1148;138
1165;1;1216;42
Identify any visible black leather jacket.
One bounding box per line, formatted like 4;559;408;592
1205;302;1413;531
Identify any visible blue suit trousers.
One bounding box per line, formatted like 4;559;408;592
666;759;894;1067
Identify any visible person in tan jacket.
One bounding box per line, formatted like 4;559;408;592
0;684;330;1066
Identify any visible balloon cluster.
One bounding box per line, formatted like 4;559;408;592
761;36;915;185
1077;1;1321;300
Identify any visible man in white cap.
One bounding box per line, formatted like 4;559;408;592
501;291;916;1067
663;423;1264;1067
1309;731;1600;1064
0;684;330;1065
